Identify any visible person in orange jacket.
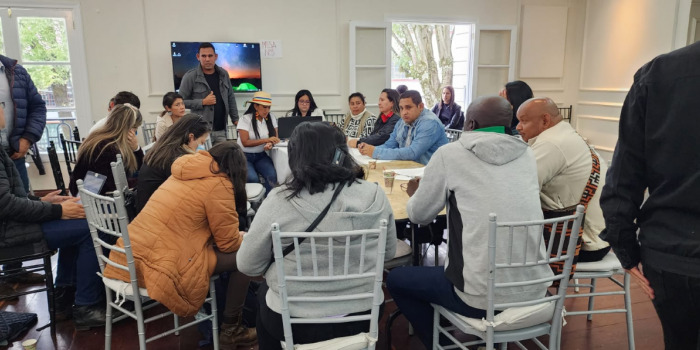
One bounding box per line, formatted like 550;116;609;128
104;141;256;348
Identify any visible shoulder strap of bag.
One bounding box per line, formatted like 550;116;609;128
263;181;347;274
280;181;347;257
579;147;601;210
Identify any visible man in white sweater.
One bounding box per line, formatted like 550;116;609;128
517;98;610;262
387;96;552;347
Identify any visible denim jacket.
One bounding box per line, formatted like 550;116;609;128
372;108;448;165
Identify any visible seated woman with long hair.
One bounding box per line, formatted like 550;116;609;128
236;122;397;349
136;114;210;211
238;92;280;195
348;89;401;148
431;86;463;129
69;104;143;196
103;141;257;348
499;80;534;134
285;89;325;119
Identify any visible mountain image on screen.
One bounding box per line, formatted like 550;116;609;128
171;42;262;92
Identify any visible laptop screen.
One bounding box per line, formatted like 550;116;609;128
277;117;323;139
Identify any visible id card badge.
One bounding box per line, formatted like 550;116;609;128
83;171;108;195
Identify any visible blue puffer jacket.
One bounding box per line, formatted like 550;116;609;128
0;55;47;153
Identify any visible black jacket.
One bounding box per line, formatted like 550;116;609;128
431;102;463;130
358;114;400;146
0;148;61;249
68;142;144;197
600;41;700;275
136;161;171;212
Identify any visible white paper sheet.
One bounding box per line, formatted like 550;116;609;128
390;167;425;180
350;148;391;165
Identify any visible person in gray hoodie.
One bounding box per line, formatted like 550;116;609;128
236;122;396;349
386;95;553;347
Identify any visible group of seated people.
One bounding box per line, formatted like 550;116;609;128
0;77;611;349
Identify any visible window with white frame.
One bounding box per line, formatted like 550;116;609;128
0;6;89;153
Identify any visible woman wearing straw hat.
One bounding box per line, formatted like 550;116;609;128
238;91;280;195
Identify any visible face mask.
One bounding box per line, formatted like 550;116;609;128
197;144;206;151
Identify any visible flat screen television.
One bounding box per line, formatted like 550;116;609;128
171;41;262;92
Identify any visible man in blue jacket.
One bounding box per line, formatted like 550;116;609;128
0;55;47;288
0;55;47;194
359;90;448;165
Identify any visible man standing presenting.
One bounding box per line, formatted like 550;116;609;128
0;55;47;194
179;43;238;145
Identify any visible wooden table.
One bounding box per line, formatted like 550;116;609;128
363;160;446;220
364;160;422;220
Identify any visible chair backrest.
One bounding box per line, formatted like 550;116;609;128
325;113;345;125
226;124;238;140
486;205;584;346
78;180;143;301
558;105;573;123
110;154;129;195
142;122;156;144
445;129;463;143
47;141;67;195
60;133;81;177
271;220;388;350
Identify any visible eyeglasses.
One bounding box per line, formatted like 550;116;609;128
298;100;311;105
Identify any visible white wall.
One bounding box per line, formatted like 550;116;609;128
24;0;584;190
575;0;689;162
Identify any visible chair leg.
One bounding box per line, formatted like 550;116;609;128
173;314;180;336
623;272;635;350
432;308;440;350
105;288;114;350
587;278;597;321
385;309;403;350
43;255;56;338
210;279;220;350
134;295;147;350
434;244;439;266
574;278;580;293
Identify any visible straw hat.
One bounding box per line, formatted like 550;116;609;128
245;91;272;107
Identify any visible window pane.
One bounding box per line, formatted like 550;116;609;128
19;17;70;62
37;110;76;153
25;65;74;108
0;18;4;55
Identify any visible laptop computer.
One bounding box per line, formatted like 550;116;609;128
277;117;323;139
